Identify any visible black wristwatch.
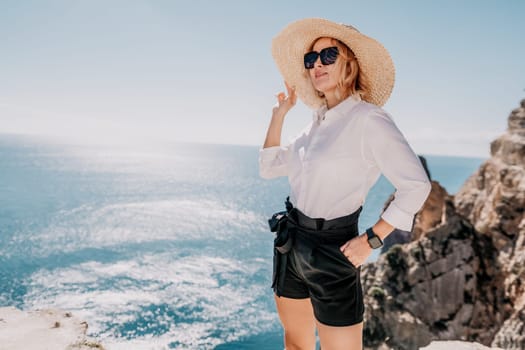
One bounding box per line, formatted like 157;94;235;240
365;227;384;249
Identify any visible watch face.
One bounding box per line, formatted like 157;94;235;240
368;236;383;249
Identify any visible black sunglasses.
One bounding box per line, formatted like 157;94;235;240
304;46;339;69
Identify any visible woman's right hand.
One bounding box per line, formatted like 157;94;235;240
263;82;296;148
272;81;297;117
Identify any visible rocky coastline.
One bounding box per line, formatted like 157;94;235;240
362;98;525;349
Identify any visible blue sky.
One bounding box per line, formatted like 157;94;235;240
1;0;524;157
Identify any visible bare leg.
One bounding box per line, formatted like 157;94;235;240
316;320;363;350
274;295;317;350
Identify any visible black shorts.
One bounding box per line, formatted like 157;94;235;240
273;207;364;327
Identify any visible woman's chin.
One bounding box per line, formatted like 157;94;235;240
315;86;336;97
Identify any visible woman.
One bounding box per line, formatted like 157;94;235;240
259;18;431;350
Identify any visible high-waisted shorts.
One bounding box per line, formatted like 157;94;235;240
273;205;364;327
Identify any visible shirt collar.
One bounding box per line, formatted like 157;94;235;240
313;94;362;123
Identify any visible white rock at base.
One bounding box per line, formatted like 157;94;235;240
0;307;104;350
419;340;504;350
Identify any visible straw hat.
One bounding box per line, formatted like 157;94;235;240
272;18;395;108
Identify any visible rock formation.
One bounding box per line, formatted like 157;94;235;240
455;98;525;349
0;307;105;350
419;340;504;350
362;98;525;350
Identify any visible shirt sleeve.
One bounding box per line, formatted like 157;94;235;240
361;110;431;231
258;144;292;179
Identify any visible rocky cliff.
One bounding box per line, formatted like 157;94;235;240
362;98;525;350
456;98;525;349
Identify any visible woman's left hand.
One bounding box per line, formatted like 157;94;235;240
340;234;372;268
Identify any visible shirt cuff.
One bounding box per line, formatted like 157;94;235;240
259;146;284;163
380;202;415;231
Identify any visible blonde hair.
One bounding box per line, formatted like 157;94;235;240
306;37;369;103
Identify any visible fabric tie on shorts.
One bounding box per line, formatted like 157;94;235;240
271;197;362;296
286;201;361;245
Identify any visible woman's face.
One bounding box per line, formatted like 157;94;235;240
308;37;340;95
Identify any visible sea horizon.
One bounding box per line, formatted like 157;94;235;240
0;131;491;159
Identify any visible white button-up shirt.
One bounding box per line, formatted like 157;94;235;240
259;95;431;231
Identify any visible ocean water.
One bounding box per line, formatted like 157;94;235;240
0;134;486;349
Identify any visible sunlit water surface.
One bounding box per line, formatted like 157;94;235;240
0;134;486;349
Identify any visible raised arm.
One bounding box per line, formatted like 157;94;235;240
263;82;297;148
259;83;297;179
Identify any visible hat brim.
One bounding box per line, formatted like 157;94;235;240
272;18;395;109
